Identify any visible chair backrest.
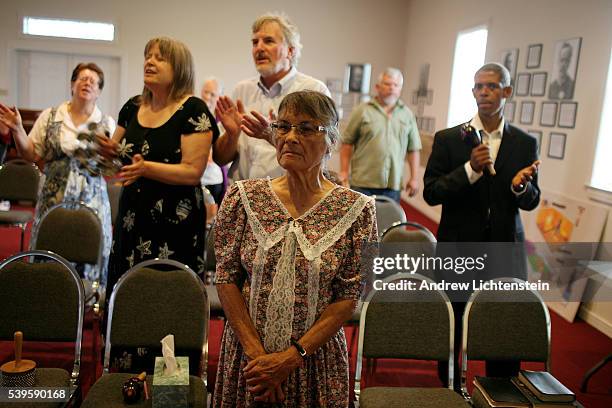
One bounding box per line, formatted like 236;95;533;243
0;250;85;386
381;221;437;244
461;278;551;393
18;109;42;134
379;222;437;280
373;195;407;237
0;159;40;203
355;273;456;397
106;181;122;227
104;259;209;383
32;201;103;266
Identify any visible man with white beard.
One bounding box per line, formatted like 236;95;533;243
213;12;329;180
340;67;421;202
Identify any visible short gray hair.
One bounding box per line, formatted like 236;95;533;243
203;76;224;95
476;62;512;87
277;91;340;158
377;67;404;86
252;12;302;67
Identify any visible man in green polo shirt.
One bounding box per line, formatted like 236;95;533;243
340;67;421;202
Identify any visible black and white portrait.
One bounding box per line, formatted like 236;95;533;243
549;38;581;100
500;48;519;85
345;63;371;93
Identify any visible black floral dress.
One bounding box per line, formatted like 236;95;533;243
108;96;219;293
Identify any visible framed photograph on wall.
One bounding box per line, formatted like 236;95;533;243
345;63;372;94
527;44;543;68
549;37;582;100
516;73;531;96
527;130;543;154
500;48;519;85
530;72;547;96
504;101;516;122
540;102;558;127
548;132;566;159
520;101;535;125
558;102;578;128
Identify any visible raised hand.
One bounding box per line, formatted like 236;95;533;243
241;110;274;144
512;160;541;191
0;103;24;133
215;96;244;138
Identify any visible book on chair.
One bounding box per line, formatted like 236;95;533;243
517;370;575;403
473;376;531;408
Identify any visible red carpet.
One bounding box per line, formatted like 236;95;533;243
1;204;611;407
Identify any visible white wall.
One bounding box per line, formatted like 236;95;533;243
400;0;612;246
0;0;408;109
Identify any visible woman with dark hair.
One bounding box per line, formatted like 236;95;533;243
0;62;115;285
102;36;219;294
214;90;377;407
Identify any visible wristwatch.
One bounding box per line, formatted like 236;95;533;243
290;338;308;359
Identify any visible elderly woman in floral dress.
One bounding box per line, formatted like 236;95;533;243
213;90;377;407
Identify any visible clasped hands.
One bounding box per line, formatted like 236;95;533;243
243;347;302;403
216;96;276;144
95;137;144;186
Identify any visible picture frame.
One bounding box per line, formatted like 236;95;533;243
503;101;516;122
520;101;535;125
515;73;531;96
500;48;519;85
558;102;578;128
527;130;543;154
548;132;566;160
526;44;543;68
345;63;371;94
549;37;582;100
540;102;558;127
530;72;547;96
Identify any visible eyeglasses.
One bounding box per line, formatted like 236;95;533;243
76;76;99;85
270;121;328;138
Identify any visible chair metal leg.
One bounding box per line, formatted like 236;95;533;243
580;353;612;393
20;224;26;251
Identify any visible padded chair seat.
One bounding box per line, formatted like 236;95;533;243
205;284;224;318
3;368;71;408
360;387;469;408
81;373;206;408
0;210;32;224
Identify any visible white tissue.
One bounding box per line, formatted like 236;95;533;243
160;334;179;376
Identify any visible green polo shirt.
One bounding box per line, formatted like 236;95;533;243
341;99;421;190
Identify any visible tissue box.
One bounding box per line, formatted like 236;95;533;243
152;356;189;408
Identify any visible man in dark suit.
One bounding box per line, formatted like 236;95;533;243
424;62;540;390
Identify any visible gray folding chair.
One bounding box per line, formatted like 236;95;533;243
380;221;437;280
0;159;40;251
355;273;470;408
372;195;407;238
31;201;105;303
81;259;209;408
462;278;551;405
0;250;85;407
